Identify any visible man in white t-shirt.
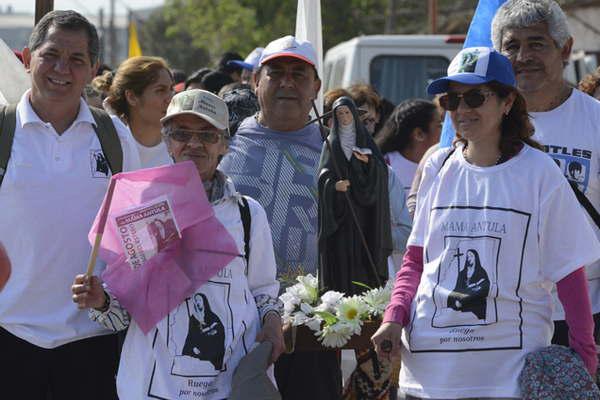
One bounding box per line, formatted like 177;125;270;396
492;0;600;344
0;10;141;399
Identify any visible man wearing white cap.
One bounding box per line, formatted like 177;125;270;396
73;89;285;400
219;36;343;399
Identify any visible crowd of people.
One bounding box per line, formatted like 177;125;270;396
0;0;599;399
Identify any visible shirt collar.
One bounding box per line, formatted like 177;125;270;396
18;89;96;130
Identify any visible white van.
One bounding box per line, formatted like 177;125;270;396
323;34;464;105
323;34;596;105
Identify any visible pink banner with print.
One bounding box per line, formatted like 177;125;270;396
89;161;238;333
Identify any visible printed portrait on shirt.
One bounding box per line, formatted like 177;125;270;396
407;206;531;353
547;153;591;192
165;282;234;378
90;149;110;178
433;237;498;327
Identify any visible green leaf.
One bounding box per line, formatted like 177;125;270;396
351;281;373;291
313;311;337;326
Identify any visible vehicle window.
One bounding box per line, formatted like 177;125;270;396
370;55;449;104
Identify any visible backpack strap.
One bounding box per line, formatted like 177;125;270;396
568;180;600;229
439;147;456;170
238;196;251;274
89;107;123;175
0;104;18;188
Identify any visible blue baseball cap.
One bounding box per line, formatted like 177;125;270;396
227;47;264;71
427;47;516;95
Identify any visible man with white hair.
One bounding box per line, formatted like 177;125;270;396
492;0;600;346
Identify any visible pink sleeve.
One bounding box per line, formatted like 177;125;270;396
557;267;598;376
383;245;424;326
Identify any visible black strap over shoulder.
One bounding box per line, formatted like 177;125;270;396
0;104;18;188
568;180;600;229
439;147;456;170
238;196;251;273
89;106;123;174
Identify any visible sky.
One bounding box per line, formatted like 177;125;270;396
0;0;164;15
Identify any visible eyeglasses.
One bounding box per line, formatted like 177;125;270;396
439;89;495;111
166;129;223;144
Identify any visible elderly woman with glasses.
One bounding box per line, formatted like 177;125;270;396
72;89;285;400
371;48;599;399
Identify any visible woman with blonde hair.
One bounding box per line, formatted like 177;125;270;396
93;56;174;167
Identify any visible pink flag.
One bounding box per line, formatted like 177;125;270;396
89;161;239;333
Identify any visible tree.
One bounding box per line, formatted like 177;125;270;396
138;8;210;74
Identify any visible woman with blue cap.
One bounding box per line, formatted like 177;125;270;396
371;47;599;399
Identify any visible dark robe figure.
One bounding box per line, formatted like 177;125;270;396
447;249;490;320
183;293;226;370
318;96;392;296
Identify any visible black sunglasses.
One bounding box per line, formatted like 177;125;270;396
439;89;495;111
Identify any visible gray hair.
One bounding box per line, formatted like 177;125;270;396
29;10;100;65
491;0;571;50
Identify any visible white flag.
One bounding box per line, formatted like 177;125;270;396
295;0;323;115
0;39;30;105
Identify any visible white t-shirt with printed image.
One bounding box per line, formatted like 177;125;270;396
530;88;600;319
401;144;600;399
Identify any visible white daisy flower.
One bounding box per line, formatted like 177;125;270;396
317;322;354;348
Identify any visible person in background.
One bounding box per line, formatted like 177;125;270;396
201;70;235;95
492;0;600;347
348;83;382;136
579;67;600;100
375;99;442;193
93;56;174;168
221;87;260;136
217;51;244;82
227;47;264;87
185;67;212;90
171;68;187;93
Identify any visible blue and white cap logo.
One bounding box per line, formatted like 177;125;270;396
448;47;491;77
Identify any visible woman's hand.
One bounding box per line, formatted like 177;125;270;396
335;179;351;192
371;321;403;361
71;274;107;310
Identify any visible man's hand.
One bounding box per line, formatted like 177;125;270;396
353;151;369;163
71;274;106;310
335;179;351;192
255;312;285;364
371;321;403;361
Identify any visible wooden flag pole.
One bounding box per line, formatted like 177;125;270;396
86;178;117;277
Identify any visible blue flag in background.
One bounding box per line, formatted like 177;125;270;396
439;0;508;147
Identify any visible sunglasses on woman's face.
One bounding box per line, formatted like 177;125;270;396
439;89;495;111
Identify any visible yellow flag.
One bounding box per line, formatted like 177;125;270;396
128;21;142;58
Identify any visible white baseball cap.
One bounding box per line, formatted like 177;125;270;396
161;89;229;132
259;35;318;69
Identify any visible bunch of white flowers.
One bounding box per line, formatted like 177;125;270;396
280;275;392;348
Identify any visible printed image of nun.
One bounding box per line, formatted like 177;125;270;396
147;217;178;252
446;249;490;320
182;293;226;371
